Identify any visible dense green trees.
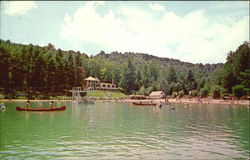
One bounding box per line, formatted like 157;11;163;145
0;40;86;98
216;41;250;97
0;39;249;99
119;59;138;94
167;66;177;83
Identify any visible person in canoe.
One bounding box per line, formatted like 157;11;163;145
25;100;30;108
49;101;54;109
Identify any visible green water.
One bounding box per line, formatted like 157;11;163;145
0;102;249;159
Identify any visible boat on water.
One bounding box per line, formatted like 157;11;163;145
16;106;66;111
132;102;157;106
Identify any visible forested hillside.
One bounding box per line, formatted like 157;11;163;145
0;39;249;99
94;50;223;95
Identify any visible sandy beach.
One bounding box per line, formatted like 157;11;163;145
117;98;250;106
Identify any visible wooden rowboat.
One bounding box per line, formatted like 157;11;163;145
16;106;66;111
132;102;156;106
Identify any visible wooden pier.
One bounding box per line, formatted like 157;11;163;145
69;87;90;102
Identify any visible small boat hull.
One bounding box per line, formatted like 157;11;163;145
132;102;156;106
16;106;66;111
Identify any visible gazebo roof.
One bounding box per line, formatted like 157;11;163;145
95;78;100;81
85;76;100;81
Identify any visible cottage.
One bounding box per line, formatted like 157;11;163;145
149;91;165;99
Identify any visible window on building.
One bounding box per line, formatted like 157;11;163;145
107;85;110;88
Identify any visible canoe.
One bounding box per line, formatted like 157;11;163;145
132;102;156;106
16;106;66;111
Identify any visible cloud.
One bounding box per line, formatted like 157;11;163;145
61;2;249;63
64;14;72;24
213;1;248;10
149;3;165;12
4;1;37;16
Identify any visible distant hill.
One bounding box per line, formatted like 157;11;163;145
96;51;195;66
94;50;223;75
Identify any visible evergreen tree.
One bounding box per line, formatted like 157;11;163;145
167;66;177;83
186;69;197;91
119;59;138;94
220;41;250;95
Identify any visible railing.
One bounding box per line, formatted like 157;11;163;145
96;87;118;90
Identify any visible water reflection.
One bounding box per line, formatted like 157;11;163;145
0;102;249;159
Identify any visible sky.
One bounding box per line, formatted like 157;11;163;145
0;1;249;64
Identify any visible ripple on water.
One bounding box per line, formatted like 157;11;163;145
1;103;249;159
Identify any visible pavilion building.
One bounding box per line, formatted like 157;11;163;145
82;76;118;91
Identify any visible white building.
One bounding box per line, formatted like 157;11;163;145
149;91;165;99
82;76;118;91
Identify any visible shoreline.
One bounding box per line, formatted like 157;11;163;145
118;98;250;106
0;98;249;106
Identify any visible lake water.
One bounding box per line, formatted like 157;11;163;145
0;102;249;159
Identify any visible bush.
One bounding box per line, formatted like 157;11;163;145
6;92;16;99
80;92;87;97
17;96;28;100
27;94;35;99
211;85;226;99
137;86;153;96
243;88;250;96
171;92;178;98
0;93;5;99
137;86;147;95
56;96;71;100
146;87;153;95
118;87;125;93
213;90;220;98
178;90;185;98
189;90;198;97
200;86;209;97
232;84;245;98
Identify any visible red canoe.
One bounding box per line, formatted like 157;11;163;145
132;102;156;106
16;106;66;111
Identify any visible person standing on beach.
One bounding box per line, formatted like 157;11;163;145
49;101;54;109
165;95;168;102
25;100;30;108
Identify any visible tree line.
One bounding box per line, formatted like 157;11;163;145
0;39;249;99
0;40;85;98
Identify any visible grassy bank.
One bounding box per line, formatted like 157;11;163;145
0;90;126;101
85;90;126;98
